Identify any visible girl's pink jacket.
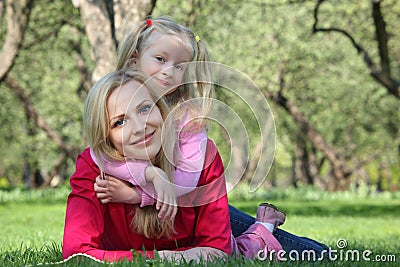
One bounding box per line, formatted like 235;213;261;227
62;140;231;262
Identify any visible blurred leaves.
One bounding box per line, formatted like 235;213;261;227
0;0;398;189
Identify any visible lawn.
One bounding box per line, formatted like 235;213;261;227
0;186;399;266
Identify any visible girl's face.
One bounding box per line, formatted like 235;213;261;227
107;80;163;162
136;31;192;95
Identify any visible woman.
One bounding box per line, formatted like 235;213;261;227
62;68;231;262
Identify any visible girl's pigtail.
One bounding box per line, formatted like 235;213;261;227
116;20;152;70
195;40;214;121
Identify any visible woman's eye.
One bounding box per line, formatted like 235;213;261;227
114;119;126;127
155;56;165;63
140;105;151;114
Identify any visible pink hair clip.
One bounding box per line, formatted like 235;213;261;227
146;19;152;27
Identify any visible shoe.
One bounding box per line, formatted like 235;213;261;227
256;203;286;231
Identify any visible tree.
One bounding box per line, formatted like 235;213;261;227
0;0;156;187
313;0;400;100
155;0;399;190
73;0;156;82
0;0;397;191
0;0;32;81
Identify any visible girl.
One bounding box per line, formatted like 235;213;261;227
93;16;213;220
94;16;327;256
63;67;281;262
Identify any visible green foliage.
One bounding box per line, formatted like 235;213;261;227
228;181;400;203
0;0;399;189
0;185;70;204
1;1;88;185
154;0;400;189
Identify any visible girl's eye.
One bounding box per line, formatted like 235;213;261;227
140;105;151;114
155;56;165;63
114;119;126;127
175;64;183;70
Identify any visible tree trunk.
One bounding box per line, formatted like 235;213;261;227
263;88;353;190
113;0;156;42
293;132;314;186
75;0;116;82
74;0;156;82
0;0;33;81
4;76;76;159
313;0;400;99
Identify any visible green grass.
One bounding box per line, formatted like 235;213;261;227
0;186;399;266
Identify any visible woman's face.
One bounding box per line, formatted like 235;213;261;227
107;80;163;161
136;31;192;96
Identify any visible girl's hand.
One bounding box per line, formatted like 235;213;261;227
94;175;141;204
145;166;177;222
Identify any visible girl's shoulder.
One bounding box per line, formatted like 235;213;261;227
175;103;206;132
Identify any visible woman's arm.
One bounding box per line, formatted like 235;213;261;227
174;140;232;258
62;149;150;261
63;144;231;263
158;247;227;262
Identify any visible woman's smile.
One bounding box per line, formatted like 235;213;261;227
131;131;156;146
107;80;164;161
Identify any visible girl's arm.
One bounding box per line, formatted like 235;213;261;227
91;125;207;202
93;126;207;200
91;149;166;208
173;129;207;195
94;175;142;204
93;129;207;222
144;166;178;221
90;148;148;187
157;140;231;262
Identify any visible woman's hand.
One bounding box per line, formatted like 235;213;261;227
158;247;226;263
94;175;141;204
145;166;177;222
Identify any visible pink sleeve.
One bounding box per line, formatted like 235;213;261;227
173;129;207;196
90;148;148;187
135;184;156;207
90;148;155;206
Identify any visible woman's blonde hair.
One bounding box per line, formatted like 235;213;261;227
83;67;176;239
116;16;213;130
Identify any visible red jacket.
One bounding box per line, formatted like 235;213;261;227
62;139;231;262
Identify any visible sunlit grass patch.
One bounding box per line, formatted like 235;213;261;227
0;186;399;266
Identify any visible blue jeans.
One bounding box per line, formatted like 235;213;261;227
229;205;329;256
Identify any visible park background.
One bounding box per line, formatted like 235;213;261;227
0;0;399;266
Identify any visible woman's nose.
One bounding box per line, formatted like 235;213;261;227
130;117;146;134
